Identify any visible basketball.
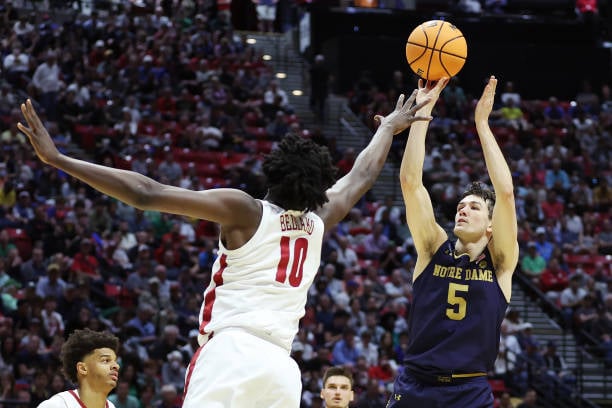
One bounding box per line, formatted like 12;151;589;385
405;20;467;81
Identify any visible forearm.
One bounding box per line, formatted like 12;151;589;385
400;109;431;190
350;123;395;187
51;154;159;209
475;120;513;194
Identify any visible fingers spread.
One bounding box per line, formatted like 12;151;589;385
395;94;405;111
404;90;417;109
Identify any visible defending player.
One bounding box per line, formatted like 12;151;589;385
387;76;518;407
37;329;120;408
19;90;431;407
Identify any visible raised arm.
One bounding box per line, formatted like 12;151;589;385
317;91;432;230
18;100;260;229
399;78;449;276
474;77;519;289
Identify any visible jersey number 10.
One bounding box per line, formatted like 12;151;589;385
275;236;308;287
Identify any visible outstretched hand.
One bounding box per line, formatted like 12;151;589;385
17;99;61;165
416;77;449;109
475;75;497;123
374;89;433;135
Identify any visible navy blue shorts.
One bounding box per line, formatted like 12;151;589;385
386;368;494;408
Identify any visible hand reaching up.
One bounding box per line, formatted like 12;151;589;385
17;99;61;165
374;89;433;135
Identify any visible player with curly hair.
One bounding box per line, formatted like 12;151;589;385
38;329;120;408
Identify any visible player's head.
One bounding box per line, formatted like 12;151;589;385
263;133;337;212
320;366;354;408
454;181;496;238
60;329;120;389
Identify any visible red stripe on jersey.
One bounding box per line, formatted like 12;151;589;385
68;390;109;408
199;254;227;334
183;343;205;400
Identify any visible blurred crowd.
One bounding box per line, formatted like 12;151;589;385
0;1;611;408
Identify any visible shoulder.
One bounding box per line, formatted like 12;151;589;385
37;392;69;408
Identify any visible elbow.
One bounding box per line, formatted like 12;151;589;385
130;179;160;210
497;188;515;204
399;170;421;192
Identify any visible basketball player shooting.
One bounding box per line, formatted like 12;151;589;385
387;76;518;407
19;91;431;407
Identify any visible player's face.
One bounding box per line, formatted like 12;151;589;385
453;195;491;238
81;348;120;392
320;376;354;408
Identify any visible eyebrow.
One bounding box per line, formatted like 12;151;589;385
458;200;482;206
327;383;351;388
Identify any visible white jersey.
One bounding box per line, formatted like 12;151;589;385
198;200;324;352
37;390;116;408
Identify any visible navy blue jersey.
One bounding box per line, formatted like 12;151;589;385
404;239;508;373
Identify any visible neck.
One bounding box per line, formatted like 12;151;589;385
77;384;109;408
454;236;489;261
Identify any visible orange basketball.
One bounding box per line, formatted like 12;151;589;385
405;20;467;81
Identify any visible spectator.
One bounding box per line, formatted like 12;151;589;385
543;341;574;383
108;380;140;408
35;263;67;300
534;227;555;262
521;242;547;284
161;350;186;393
30;51;62;121
560;274;588;328
18;246;46;285
539;257;569;302
155;384;181;408
544;160;571;196
3;47;30;87
70;238;102;282
516;389;538;408
158;152;183;186
309;54;330;123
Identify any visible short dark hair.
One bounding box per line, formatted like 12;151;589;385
60;329;119;383
460;181;495;218
323;366;354;389
263;134;337;212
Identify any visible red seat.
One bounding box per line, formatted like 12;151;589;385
256;140;273;154
564;254;595;267
219;153;249;169
488;379;507;397
201;177;227;189
5;228;32;260
104;283;121;297
245;126;268;140
196;163;222;177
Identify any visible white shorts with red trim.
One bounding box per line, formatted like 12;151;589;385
182;328;301;408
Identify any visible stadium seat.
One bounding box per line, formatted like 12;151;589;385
5;228;32;260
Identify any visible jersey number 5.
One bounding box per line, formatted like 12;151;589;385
446;282;469;320
275;236;308;287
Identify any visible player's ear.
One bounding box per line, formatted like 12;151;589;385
77;362;87;376
349;390;355;402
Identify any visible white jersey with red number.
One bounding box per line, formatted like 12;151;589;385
37;390;116;408
198;200;324;352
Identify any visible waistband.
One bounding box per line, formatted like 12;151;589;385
404;365;487;385
200;327;290;353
